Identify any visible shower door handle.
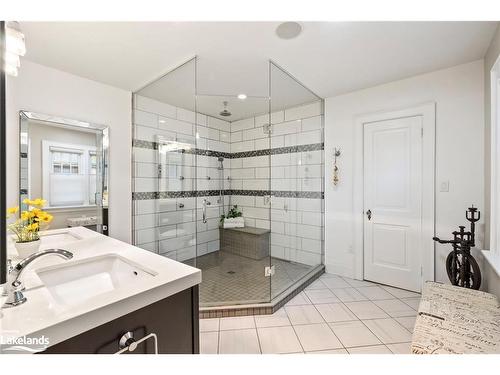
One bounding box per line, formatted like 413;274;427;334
202;199;211;223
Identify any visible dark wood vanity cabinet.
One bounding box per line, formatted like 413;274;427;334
42;286;199;354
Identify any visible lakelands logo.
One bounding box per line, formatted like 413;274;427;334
0;333;50;353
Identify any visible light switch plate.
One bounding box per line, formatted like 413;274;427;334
440;181;449;192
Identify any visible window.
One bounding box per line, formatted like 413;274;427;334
89;152;97;174
51;151;81;175
42;141;98;208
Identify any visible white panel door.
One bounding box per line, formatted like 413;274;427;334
363;116;423;292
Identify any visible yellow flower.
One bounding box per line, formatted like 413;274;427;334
6;206;19;218
36;211;53;223
26;222;39;232
23;198;47;207
31;198;47;207
20;211;31;221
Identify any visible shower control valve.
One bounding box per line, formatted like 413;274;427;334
263;123;272;135
264;195;272;206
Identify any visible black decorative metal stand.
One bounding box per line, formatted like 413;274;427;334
432;206;482;290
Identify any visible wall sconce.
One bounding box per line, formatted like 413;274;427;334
4;21;26;77
333;148;341;186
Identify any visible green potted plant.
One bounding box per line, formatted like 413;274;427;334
220;205;244;228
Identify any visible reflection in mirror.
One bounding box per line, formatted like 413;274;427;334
19;111;109;234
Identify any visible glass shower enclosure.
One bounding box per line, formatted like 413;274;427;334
132;57;324;310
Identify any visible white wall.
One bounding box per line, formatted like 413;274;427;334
6;60;132;243
324;60;485;285
484;25;500;250
483;25;500;297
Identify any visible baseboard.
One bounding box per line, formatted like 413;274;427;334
324;262;354;279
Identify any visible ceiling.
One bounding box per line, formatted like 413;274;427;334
19;22;498;118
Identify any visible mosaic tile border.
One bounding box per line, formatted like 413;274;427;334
199;265;325;318
231;143;324;159
133;138;323;159
132;190;220;200
132;139;157;149
231;190;324;199
132;190;324;200
133;139;231;159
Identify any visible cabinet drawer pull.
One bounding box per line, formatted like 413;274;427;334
116;332;159;354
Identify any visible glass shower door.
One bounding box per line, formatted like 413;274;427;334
156;134;196;261
193;92;273;307
132;57;197;262
269;61;325;301
194;54;273;306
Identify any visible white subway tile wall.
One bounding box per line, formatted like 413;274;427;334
133;95;230;260
133;94;324;268
228;101;324;266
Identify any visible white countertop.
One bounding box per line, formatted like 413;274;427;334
0;227;201;350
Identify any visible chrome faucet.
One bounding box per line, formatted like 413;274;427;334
1;259;16;297
3;248;73;308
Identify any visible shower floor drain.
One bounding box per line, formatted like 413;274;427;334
227;271;236;274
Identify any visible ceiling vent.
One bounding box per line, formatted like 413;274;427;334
276;22;302;40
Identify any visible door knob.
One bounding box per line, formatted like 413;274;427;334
366;209;372;221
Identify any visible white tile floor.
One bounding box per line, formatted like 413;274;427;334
199;273;419;354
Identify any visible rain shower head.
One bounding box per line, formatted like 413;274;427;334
219;101;232;117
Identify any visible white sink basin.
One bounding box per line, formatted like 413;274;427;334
36;254;156;307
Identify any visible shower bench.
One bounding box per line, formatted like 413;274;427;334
220;226;270;260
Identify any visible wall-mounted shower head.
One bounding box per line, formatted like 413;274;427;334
217;156;224;170
219;101;232;117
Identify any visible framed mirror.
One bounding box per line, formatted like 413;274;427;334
1;21;6;284
19;111;109;235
